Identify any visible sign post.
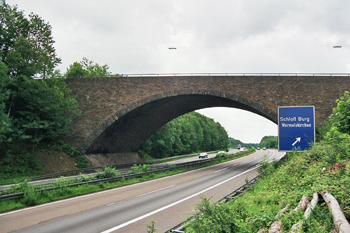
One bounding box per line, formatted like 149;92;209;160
278;106;315;151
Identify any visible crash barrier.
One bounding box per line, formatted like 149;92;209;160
24;151;219;182
0;151;244;201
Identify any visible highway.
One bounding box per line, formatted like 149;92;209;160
0;150;239;192
0;150;285;233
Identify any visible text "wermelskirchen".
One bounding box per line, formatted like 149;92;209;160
280;116;312;127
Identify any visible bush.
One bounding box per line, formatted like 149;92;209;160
216;152;228;158
0;145;41;179
53;140;88;168
128;164;151;174
20;185;39;206
257;155;270;175
186;196;240;233
95;167;119;179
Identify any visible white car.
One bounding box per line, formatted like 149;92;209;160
199;153;208;158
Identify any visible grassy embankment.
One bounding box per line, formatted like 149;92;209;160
0;148;255;213
183;139;350;232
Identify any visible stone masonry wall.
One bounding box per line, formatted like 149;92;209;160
65;75;350;153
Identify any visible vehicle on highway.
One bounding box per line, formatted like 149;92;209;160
263;147;266;150
257;147;260;150
199;153;208;158
237;144;241;150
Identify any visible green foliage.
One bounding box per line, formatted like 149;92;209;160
95;166;119;179
229;138;243;148
215;151;228;158
54;140;81;157
0;145;41;179
185;91;350;232
186;138;350;232
0;1;61;78
65;57;112;78
1;76;81;144
146;219;157;233
20;186;39;206
128;164;150;174
0;62;12;143
257;155;270;175
229;138;258;148
259;136;278;149
329;91;350;135
0;3;82;179
77;173;93;183
53;140;88;168
186;196;241;233
138;112;229;159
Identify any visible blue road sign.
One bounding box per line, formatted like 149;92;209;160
278;106;315;151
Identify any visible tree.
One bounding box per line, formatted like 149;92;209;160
64;62;87;78
328;91;350;135
65;57;112;78
0;1;61;78
138;112;229;159
0;61;12;143
5;76;81;143
259;136;278;149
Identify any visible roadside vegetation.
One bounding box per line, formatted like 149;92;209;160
0;1;85;181
0;1;231;184
182;92;350;232
0;148;256;213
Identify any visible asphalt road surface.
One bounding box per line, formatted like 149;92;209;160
0;150;285;233
0;149;238;191
162;149;239;165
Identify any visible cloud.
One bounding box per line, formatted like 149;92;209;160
6;0;349;142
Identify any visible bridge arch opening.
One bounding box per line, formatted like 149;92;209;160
83;90;277;154
197;107;277;144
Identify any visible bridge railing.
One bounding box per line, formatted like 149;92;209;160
123;73;350;77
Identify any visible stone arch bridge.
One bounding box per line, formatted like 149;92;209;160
65;74;350;156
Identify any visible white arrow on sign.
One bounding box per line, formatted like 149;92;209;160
292;137;301;146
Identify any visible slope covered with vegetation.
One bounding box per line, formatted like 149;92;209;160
185;92;350;232
259;136;278;149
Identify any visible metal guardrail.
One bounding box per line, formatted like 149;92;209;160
25;151;219;182
123;73;350;77
0;152;244;201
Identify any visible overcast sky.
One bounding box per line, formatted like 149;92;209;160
7;0;350;143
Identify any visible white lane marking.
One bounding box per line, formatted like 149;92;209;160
0;151;260;217
0;163;224;217
136;185;175;198
100;165;259;233
214;167;228;173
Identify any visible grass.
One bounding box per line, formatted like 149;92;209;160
183;140;350;232
0;175;36;186
0;148;256;213
0;168;187;213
